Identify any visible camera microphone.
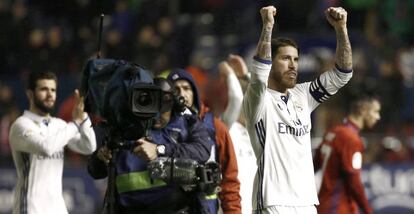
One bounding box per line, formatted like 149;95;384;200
173;96;186;112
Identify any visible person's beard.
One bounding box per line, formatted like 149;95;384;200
273;71;297;89
34;96;54;114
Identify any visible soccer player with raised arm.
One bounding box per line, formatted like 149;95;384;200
243;6;353;214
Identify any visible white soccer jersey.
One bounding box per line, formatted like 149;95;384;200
243;60;352;209
222;71;243;128
9;110;96;214
229;122;257;214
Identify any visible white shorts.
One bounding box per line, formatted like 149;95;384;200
253;205;317;214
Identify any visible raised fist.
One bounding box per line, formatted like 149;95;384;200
260;6;277;26
325;7;347;28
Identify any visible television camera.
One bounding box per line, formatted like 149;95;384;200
81;59;221;214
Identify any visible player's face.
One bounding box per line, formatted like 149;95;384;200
363;100;381;129
270;46;299;90
30;79;57;115
173;79;194;109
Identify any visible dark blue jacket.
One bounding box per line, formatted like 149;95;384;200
168;69;231;214
88;113;213;213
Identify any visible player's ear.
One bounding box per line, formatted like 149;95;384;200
358;102;370;116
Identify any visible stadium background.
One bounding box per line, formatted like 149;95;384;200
1;0;414;213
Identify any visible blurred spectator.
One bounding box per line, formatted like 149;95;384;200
380;136;411;163
46;25;71;73
57;94;76;123
0;83;20;163
397;45;414;123
219;54;257;214
110;0;134;39
133;25;162;69
188;66;228;117
104;27;132;60
397;45;414;87
24;27;49;73
5;1;31;73
0;0;12;72
375;59;404;130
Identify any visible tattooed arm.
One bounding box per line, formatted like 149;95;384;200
243;6;276;127
255;6;276;61
325;7;352;70
305;7;353;110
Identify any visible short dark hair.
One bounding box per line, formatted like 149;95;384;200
271;37;300;60
349;94;380;115
27;71;58;91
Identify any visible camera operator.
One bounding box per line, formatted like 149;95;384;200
168;69;241;214
87;78;215;214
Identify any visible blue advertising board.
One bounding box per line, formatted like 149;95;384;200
1;162;414;213
0;166;104;214
363;162;414;214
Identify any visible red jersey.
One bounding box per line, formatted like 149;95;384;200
314;119;372;214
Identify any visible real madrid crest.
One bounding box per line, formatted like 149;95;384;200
293;101;303;112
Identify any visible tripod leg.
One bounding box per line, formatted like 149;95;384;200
102;148;119;214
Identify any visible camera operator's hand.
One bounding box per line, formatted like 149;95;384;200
72;89;88;125
97;145;112;164
133;138;158;161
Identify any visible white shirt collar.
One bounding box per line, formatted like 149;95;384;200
23;110;51;125
268;88;291;101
